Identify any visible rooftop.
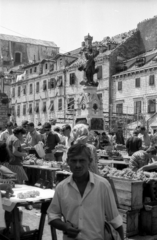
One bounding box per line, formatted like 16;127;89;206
0;33;58;48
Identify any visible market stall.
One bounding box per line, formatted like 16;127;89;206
23;154;61;188
1;184;56;240
99;165;157;238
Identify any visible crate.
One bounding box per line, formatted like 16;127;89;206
139;202;157;235
108;177;143;210
143;181;157;202
119;209;139;237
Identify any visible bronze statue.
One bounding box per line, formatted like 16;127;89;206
78;45;99;87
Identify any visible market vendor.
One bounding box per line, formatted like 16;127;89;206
129;147;157;172
47;144;124;240
6;127;28;184
23;122;42;156
22;122;42;186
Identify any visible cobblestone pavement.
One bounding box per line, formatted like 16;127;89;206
21;206;63;240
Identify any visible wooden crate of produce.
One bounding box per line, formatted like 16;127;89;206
118;209;139;237
139;202;157;235
108;177;143;210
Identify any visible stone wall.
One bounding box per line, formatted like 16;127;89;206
138;16;157;52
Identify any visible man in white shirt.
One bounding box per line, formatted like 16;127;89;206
0;122;13;142
47;144;123;240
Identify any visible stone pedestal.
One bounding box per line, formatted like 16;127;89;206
75;85;105;132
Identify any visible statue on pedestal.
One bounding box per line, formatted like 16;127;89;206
78;34;100;87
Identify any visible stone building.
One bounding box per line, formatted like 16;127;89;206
10;15;157;128
112;49;157;132
0;33;59;127
10;34;112;126
0;33;59;71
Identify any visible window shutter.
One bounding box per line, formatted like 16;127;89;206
149;75;155;85
43;103;46;112
50;101;54;112
97;66;102;79
118;82;122;91
48;80;51;89
43;81;47;91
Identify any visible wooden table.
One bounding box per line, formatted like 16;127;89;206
1;184;56;240
23;164;60;171
23;165;60;187
99;159;129;169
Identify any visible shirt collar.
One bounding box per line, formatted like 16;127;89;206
67;171;95;185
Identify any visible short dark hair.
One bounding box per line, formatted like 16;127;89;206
62;124;71;132
67;144;92;162
13;127;26;135
53;126;61;133
43;122;51;129
28;122;34;127
140;126;146;131
0;142;10;163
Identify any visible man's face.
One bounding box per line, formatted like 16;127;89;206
67;154;90;178
44;127;51;135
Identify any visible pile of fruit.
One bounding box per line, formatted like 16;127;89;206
17;190;40;199
107;150;122;159
100;167;147;181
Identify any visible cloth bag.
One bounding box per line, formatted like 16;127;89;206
104;221;121;240
0;193;6;229
34;141;45;158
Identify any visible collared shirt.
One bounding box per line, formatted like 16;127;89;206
25;130;42;147
0;129;11;142
129;150;150;171
47;171;122;240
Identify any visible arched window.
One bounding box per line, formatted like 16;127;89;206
15;52;21;64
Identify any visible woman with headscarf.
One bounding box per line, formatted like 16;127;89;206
71;123;99;175
5;127;28;184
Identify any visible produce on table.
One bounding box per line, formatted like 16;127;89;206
100;167;147;181
25;154;37;161
17;190;40;199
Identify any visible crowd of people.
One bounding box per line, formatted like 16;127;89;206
1;120;157;239
0;120;125;240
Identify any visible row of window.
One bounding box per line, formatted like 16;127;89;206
26;63;49;75
116;99;156;114
12;74;76;97
117;75;155;91
12;98;75;117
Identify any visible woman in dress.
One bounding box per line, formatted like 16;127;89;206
72;123;99;175
6;127;28;184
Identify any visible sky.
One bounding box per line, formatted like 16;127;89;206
0;0;157;53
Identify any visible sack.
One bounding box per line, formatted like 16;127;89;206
34;141;45;158
104;221;121;240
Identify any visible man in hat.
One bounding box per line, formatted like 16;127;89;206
0;122;13;142
126;130;142;156
47;144;123;240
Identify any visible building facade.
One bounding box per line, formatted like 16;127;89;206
10;35;111;126
0;33;59;72
112;49;157;132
